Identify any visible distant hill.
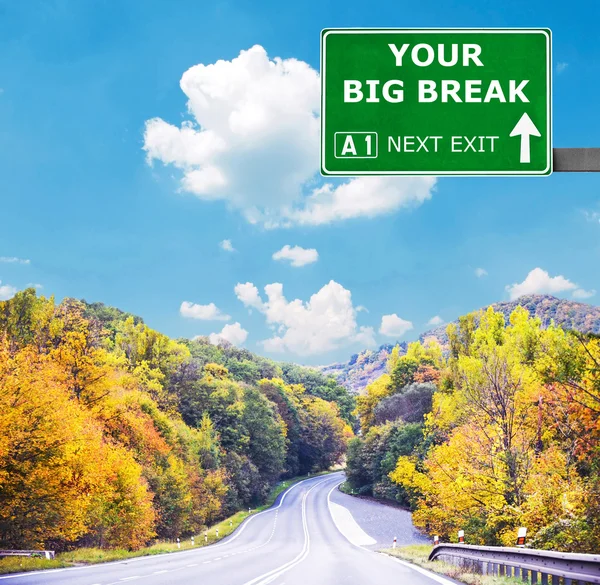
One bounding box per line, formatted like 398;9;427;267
320;295;600;394
320;344;402;395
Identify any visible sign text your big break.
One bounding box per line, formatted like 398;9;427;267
343;42;531;104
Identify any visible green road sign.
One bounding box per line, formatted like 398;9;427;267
321;28;552;176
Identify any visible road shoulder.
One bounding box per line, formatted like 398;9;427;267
328;480;429;550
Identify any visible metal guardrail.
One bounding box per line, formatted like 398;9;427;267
429;544;600;585
0;550;55;560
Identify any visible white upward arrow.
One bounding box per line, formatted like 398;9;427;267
509;112;541;164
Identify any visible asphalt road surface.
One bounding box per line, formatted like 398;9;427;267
2;473;446;585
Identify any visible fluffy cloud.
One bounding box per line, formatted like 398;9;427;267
353;326;377;348
572;288;596;300
235;279;375;355
0;281;17;300
557;62;568;74
283;176;435;227
475;267;488;278
272;245;318;267
427;315;444;326
234;282;264;310
220;239;235;252
506;267;586;300
0;256;30;264
209;322;248;346
143;45;435;227
379;314;414;338
180;301;230;321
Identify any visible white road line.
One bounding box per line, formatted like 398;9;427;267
153;570;168;574
328;501;377;546
206;476;318;550
106;577;142;585
187;563;198;567
326;481;456;585
233;508;279;557
384;555;458;585
241;477;331;585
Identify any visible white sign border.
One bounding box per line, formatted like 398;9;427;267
320;27;553;177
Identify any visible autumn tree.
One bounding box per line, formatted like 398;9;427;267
0;341;156;550
391;307;596;550
0;290;353;551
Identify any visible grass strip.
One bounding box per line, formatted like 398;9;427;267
382;545;524;585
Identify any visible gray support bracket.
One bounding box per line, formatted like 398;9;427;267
554;148;600;172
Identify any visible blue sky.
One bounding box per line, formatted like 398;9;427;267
0;0;599;365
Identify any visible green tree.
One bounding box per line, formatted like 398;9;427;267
241;387;287;497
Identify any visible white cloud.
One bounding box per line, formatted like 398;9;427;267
282;176;435;227
0;257;30;265
475;267;488;278
0;281;17;301
209;322;248;346
572;288;596;300
234;282;264;310
427;315;444;326
26;283;43;289
220;239;235;252
235;279;375;355
557;62;568;73
353;326;377;348
356;305;368;313
143;45;435;227
583;210;600;224
506;267;579;300
272;245;318;267
379;314;414;338
180;301;230;321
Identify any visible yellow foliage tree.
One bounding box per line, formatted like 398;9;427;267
391;307;597;549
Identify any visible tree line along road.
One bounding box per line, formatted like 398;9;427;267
2;473;445;585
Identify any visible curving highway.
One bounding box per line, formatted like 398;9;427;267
1;473;447;585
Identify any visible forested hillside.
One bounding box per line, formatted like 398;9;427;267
320;343;403;394
345;305;600;552
0;289;353;551
322;294;600;393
